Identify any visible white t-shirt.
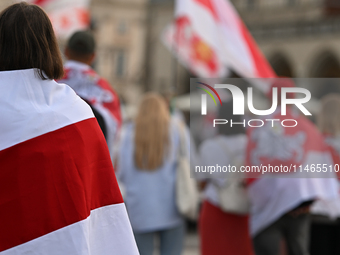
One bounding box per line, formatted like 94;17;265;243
198;134;247;207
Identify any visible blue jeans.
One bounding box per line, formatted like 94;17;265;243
134;224;185;255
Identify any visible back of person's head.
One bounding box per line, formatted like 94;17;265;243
0;2;63;80
134;93;170;171
218;99;245;136
318;93;340;136
65;30;95;64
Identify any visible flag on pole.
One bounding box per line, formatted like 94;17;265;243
0;69;139;254
162;0;276;79
163;15;228;78
163;0;339;238
25;0;90;39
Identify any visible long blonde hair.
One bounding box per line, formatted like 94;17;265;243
134;93;170;170
318;94;340;136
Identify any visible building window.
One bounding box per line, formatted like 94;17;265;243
115;50;126;78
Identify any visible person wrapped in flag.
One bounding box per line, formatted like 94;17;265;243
0;2;139;254
309;94;340;254
247;80;339;255
58;30;122;160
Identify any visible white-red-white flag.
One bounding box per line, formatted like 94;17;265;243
246;108;340;236
0;69;139;254
25;0;90;39
162;0;276;79
58;61;122;159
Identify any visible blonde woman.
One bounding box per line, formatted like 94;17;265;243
117;93;186;255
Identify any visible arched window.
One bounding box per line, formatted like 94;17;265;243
269;53;294;77
310;51;340;98
310;51;340;78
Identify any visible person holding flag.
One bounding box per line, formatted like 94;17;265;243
0;2;138;254
164;0;339;253
59;30;122;159
309;94;340;255
247;80;339;255
198;99;254;255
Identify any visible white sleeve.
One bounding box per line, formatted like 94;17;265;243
196;139;231;181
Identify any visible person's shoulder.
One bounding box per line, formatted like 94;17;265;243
80;68;100;83
200;136;221;154
201;134;246;152
95;74;115;91
123;122;134;131
121;122;134;138
169;116;187;138
52;80;93;113
170;116;181;128
225;134;247;145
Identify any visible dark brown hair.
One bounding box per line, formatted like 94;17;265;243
0;2;63;80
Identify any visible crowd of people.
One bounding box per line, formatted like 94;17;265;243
0;3;138;255
2;2;340;255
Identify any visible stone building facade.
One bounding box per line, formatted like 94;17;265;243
2;0;340;98
90;0;148;101
0;0;150;102
92;0;189;98
137;0;340;98
233;0;340;96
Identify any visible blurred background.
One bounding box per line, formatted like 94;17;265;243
3;1;340;254
1;0;340;107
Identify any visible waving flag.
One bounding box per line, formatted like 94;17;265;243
25;0;90;39
163;15;227;78
162;0;276;79
0;69;138;254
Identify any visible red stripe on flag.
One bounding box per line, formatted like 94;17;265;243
194;0;218;20
96;77;122;125
32;0;51;6
240;22;276;78
0;118;123;252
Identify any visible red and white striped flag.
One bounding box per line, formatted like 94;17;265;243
25;0;90;39
162;0;276;79
0;69;139;254
58;61;122;159
246;107;340;236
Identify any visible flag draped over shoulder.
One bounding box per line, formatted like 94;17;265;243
25;0;90;39
58;60;122;158
0;69;138;255
246;109;340;236
162;0;276;79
